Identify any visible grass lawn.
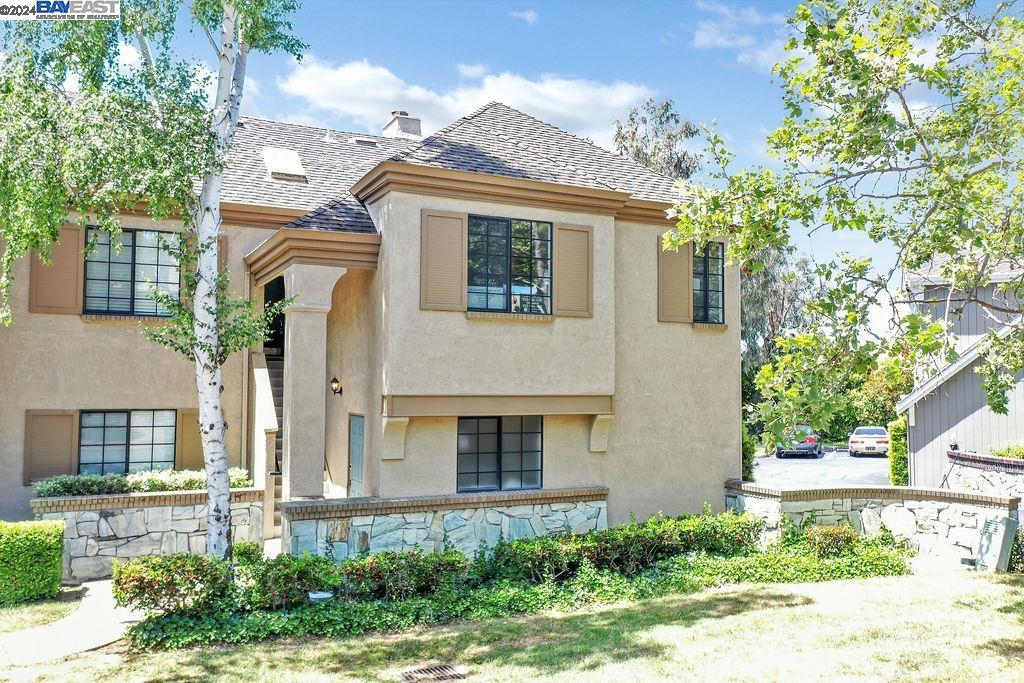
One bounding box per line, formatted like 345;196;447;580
4;572;1024;682
0;590;81;635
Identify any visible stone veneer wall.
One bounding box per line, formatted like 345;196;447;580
31;488;264;581
724;479;1019;561
945;451;1024;499
282;485;609;559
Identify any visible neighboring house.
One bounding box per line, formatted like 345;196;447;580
1;102;740;534
896;257;1023;486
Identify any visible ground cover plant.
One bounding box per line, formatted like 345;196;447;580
112;511;911;651
33;469;253;497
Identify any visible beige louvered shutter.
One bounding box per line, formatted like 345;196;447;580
658;235;692;323
29;224;84;314
420;209;467;311
175;409;204;471
24;411;78;485
553;224;593;318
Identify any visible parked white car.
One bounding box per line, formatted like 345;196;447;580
849;426;890;457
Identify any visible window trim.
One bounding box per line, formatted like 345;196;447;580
82;227;180;318
692;241;725;324
467;215;552;315
456;415;544;493
77;408;178;476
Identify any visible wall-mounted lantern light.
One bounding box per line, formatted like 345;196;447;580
329;376;343;397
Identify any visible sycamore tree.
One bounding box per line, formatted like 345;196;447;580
0;0;303;559
667;0;1024;444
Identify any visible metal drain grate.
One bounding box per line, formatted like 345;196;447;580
398;663;469;681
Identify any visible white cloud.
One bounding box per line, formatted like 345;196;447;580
659;30;680;46
277;56;652;149
510;9;538;25
691;0;790;73
456;63;488;79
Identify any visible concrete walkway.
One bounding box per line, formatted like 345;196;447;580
0;581;141;667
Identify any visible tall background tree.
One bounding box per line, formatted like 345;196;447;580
667;0;1024;442
0;0;303;558
614;97;701;179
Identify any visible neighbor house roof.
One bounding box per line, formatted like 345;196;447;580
896;320;1018;413
905;253;1024;286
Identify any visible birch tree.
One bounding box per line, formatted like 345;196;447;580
1;0;304;559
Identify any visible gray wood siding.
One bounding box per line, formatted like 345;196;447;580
917;285;1016;352
909;358;1024;487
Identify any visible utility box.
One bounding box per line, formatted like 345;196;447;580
973;516;1019;572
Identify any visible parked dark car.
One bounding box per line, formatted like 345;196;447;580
775;424;823;458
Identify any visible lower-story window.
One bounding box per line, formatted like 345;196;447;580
79;410;176;475
457;416;542;492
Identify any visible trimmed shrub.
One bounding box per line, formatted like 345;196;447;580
342;548;469;600
0;520;64;606
992;444;1024;460
803;524;858;557
113;554;233;616
232;540;264;567
887;416;909;486
237;553;342;611
34;468;252;497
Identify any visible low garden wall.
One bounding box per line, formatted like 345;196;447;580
945;450;1024;499
282;485;609;559
724;479;1019;561
31;488;264;581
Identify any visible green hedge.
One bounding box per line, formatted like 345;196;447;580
0;520;64;606
741;422;757;481
887;416;908;486
992;444;1024;460
34;468;252;497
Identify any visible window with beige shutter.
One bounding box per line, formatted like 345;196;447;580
420;209;468;311
29;224;85;314
23;411;78;485
658;235;693;323
175;409;204;470
553;224;593;318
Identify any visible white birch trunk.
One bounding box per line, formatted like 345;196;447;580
195;3;248;560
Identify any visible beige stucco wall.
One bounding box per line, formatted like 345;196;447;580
324;268;384;497
0;217;272;519
368;192;616;397
377;415;603;498
605;221;742;523
355;199;740;526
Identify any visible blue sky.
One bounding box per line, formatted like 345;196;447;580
192;0;888;280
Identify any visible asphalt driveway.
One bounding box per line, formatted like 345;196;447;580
752;448;890;489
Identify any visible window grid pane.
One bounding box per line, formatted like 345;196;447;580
456;416;542;493
467;216;551;314
79;410;176;475
693;243;725;324
85;228;179;317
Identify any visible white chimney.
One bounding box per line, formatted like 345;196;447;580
383;110;422;140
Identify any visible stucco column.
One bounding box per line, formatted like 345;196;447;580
281;264;347;500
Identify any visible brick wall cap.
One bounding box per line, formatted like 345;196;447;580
947;450;1024;474
281;485;609;521
30;487;264;514
724;478;1019;510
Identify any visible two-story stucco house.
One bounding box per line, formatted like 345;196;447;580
897;257;1022;486
2;103;740;552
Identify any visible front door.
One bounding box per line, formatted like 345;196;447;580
347;414;364;497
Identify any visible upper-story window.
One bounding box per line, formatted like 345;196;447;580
84;228;179;316
467;216;552;314
693;242;725;324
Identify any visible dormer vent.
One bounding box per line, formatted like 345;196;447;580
351;137;379;147
261;146;307;181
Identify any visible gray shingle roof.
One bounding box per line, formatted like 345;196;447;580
221;116;414;223
906;253;1024;284
389;102;680;202
237;103;681;234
